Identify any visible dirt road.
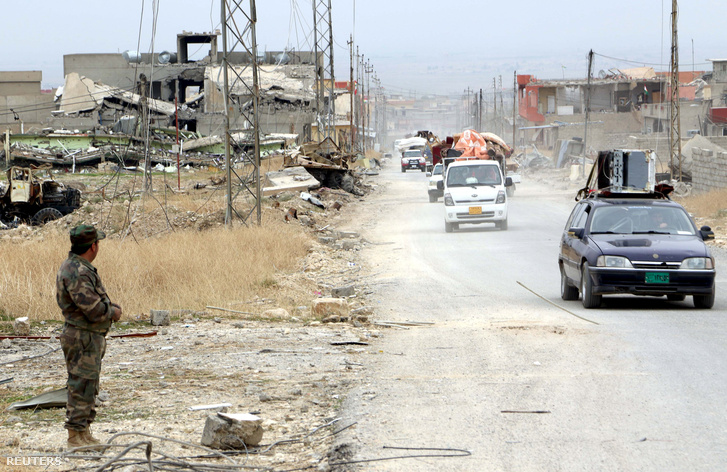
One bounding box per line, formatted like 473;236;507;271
331;163;727;471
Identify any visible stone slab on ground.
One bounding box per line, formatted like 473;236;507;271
201;412;264;448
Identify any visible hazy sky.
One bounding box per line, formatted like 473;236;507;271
3;1;725;96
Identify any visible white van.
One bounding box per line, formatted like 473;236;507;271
439;159;513;232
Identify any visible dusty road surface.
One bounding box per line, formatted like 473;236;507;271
331;163;727;471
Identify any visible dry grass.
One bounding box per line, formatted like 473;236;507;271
0;217;312;321
678;188;727;219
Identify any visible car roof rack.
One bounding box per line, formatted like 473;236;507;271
576;184;674;201
574;149;673;202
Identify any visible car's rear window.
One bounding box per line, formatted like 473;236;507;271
589;205;695;235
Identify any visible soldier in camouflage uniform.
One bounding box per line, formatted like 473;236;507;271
56;225;122;450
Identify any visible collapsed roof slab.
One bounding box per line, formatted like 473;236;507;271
59;73;181;117
59;72;105;113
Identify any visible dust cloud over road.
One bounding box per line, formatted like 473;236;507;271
331;163;727;471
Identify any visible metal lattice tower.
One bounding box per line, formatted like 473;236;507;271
312;0;336;141
221;0;261;226
669;0;682;181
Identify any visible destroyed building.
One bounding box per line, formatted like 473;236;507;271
53;32;318;139
514;64;726;152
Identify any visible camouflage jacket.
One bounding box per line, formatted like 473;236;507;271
56;252;113;334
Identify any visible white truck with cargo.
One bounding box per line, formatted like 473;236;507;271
438;158;513;232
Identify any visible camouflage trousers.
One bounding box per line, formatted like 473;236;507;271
60;324;106;431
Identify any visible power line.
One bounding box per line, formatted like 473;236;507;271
593;51;711;69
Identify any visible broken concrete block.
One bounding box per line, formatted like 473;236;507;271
318;236;335;245
201;413;264;448
339;231;360;239
341;240;358;251
299;215;314;227
150;310;171;326
351;306;373;316
351;307;372;322
261;308;291;319
322;315;349;323
312;298;349;318
13;317;30;336
331;285;355;298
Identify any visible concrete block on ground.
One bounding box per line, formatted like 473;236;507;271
261;308;291;319
201;412;264;448
150;310;171;326
262;167;320;196
342;240;358;250
331;285;355;298
312;298;349;318
13;317;30;336
339;231;360;239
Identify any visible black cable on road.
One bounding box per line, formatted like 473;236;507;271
517;281;600;325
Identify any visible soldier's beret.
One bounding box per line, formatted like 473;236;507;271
70;225;106;248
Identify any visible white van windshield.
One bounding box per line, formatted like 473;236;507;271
447;165;501;187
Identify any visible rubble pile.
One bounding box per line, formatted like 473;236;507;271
0;162;385;470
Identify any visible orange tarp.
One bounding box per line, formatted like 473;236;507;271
454;129;490;158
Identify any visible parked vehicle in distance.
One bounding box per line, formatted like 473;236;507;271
427;163;444;202
559;195;716;309
401;149;426;172
438;159;512;232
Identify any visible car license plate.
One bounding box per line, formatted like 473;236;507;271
645;272;669;283
469;206;482;215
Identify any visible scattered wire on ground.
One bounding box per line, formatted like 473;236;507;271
0;345;61;366
61;419;349;471
516;281;600;325
63;431;259;472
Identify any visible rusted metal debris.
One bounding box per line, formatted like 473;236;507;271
284;138;361;194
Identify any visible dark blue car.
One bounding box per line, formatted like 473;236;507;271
559;195;716;308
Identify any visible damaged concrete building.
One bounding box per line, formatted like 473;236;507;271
515;64;727;152
53;31;318;139
0;72;56;134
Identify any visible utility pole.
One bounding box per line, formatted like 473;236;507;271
478;89;483;131
221;0;261;226
139;74;152;193
365;61;373;152
355;48;361;152
499;75;504;137
512;71;517;149
670;0;682;181
358;51;364;151
312;0;336;142
465;87;471;129
348;35;354;152
493;78;497;133
583;49;594;178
